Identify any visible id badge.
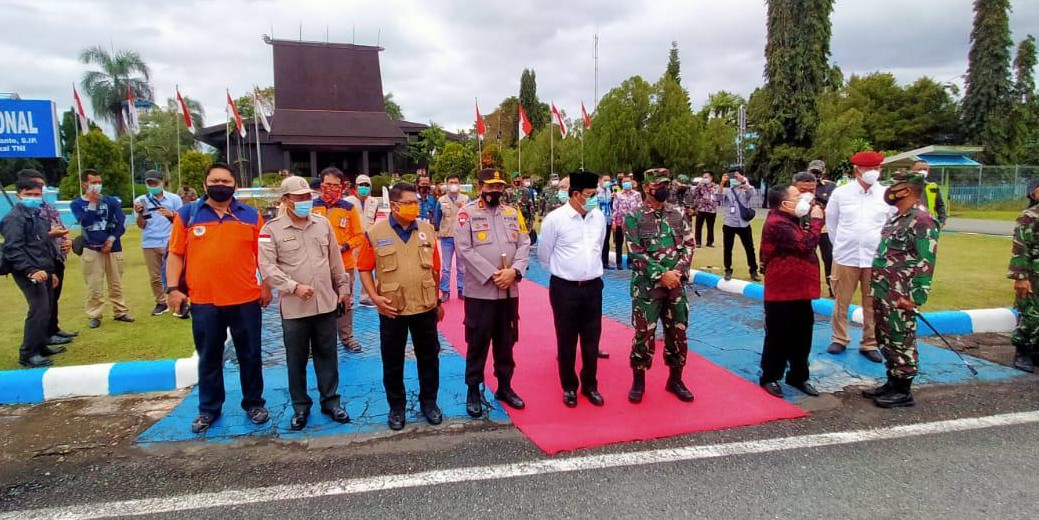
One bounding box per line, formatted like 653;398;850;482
729;206;736;215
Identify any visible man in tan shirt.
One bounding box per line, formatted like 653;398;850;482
259;176;352;431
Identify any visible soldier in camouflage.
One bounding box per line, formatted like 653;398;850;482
623;169;696;404
507;173;536;226
1008;179;1039;373
863;171;939;408
541;173;565;216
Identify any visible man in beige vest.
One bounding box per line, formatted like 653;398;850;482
357;182;445;431
456;168;531;418
436;174;470;302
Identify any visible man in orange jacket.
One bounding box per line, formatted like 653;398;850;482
313;167;367;353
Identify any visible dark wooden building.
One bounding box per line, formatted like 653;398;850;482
197;38;444;182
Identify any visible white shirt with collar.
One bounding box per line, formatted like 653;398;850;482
537;202;606;282
825;179;896;268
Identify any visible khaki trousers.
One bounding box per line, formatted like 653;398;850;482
337;270;356;344
142;247;167;305
82;248;130;320
830;263;877;350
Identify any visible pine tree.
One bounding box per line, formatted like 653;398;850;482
1013;35;1036;105
962;0;1014;163
1011;35;1038;163
665;41;681;84
749;0;834;185
519;69;549;131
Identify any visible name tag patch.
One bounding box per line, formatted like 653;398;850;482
376;238;394;247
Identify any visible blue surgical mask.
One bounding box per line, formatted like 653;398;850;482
357;186;371;197
147;185;162;196
557;190;569;204
729;179;740;188
622;182;632;190
89;184;103;194
20;196;43;210
583;195;599;212
292;200;313;218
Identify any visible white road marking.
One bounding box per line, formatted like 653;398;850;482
5;410;1039;520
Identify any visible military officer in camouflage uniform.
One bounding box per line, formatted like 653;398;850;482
1008;179;1039;373
623;169;696;404
863;171;939;408
456;168;531;417
540;173;564;216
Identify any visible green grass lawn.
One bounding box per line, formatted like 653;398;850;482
0;227;194;371
686;216;1016;311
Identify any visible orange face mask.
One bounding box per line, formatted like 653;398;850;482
395;204;419;222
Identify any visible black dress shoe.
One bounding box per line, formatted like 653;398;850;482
42;345;67;356
388;409;406;430
750;273;761;282
860;349;884;363
247;406;270;425
723;271;733;281
421;402;443;425
562;390;578;408
597;350;610;359
826;342;846;354
47;335;72;346
55;330;78;338
88;318;101;329
18;355;53;368
495;388;526;410
761;381;783;398
322;406;351;424
114;314;135;323
582;389;605;406
790;381;820;396
1013;354;1035;373
466;385;483;418
289;412;308;431
190;413;216;434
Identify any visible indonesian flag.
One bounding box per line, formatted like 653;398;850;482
517;105;532;141
227;90;246;138
551;103;568;139
475;100;486;141
176;86;195;134
72;85;89;133
581;101;592;130
253;87;271;133
125;88;140;135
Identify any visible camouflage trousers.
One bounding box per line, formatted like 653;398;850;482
873;301;918;381
630;294;689;370
1013;293;1039;356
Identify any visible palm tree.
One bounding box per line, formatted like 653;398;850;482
165;96;205;131
79;45;153;135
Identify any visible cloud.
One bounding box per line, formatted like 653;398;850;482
0;0;1035;134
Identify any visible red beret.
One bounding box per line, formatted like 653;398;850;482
850;151;884;168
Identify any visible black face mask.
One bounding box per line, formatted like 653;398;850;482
884;187;906;206
482;191;503;207
652;187;670;203
206;184;235;203
418;186;430;194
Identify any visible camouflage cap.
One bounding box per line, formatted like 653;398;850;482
676;174;691;184
889;170;925;188
643;168;671;184
807;160;826;173
477;168;508;185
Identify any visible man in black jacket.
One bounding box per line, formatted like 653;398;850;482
2;179;64;367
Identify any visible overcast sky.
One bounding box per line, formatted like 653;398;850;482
2;0;1037;133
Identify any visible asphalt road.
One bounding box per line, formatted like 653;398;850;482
943;217;1016;236
3;377;1039;520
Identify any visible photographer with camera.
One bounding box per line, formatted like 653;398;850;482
134;170;183;316
716;165;759;282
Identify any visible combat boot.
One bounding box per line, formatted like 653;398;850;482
873;379;915;408
1013;354;1035;373
628;369;646;403
861;377;894;398
665;366;695;402
466;385;483;418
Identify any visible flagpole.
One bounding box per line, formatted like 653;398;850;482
550;103;555;177
225;91;230;164
254;106;262;182
176;85;182;189
475;98;482;167
129;131;137;202
74;104;84;198
581;129;585;171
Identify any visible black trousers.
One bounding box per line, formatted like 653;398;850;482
819;233;833;289
379;308;440;410
48;260;65;337
601;220;612;268
760;300;814;386
282;311;340;414
464;297;517;388
612;225;625;268
695;212;716;247
549;276;603;392
722;224;758;274
191;300;266;416
15;273;54;360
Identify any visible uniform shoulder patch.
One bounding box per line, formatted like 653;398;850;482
457;208;471;227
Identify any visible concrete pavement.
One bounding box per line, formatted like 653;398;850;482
944;217;1016;236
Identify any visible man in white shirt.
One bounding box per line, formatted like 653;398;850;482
538;171;607;408
824;151;895;363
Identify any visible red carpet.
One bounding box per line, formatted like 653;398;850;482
439;281;808;454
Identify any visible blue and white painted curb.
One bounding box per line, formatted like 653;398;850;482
0;353;197;405
689;269;1018;337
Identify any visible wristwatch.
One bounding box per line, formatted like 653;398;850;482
513;268;523;281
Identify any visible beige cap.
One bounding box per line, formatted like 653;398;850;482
280;176;312;196
356;174;372;185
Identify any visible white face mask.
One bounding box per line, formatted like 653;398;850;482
794;198;812;217
915;169;929;179
523;181;531;187
550;180;559;186
448;184;460;193
799;192;815;203
861;169;881;185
